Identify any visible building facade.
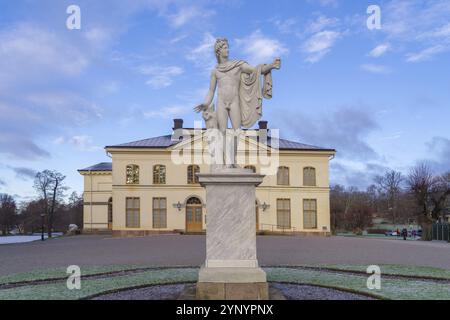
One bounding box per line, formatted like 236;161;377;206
78;120;335;237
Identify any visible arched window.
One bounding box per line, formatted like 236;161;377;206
303;167;316;186
187;197;202;205
153;165;166;184
277;166;290;185
187;165;200;184
244;165;256;173
126;165;139;184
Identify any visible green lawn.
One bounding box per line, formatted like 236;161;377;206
0;265;153;285
316;264;450;280
0;268;199;300
266;268;450;300
1;264;449;300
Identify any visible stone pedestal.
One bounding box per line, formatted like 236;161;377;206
196;168;269;300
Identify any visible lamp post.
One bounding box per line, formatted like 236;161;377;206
40;213;46;241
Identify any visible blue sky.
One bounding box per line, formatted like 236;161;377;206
0;0;449;202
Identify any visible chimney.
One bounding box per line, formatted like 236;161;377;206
258;121;268;130
173;119;184;130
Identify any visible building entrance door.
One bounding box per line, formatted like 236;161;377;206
186;197;203;233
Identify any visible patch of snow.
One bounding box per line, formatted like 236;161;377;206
0;233;62;245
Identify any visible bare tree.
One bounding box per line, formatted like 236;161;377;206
330;185;345;233
330;185;373;233
366;184;379;212
33;170;67;238
375;170;403;224
430;172;450;222
0;194;17;235
17;199;46;234
407;164;437;240
67;191;83;227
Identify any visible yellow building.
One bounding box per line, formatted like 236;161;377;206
78;120;335;237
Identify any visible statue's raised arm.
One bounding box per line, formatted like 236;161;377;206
240;58;281;75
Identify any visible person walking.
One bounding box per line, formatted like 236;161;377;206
402;228;408;240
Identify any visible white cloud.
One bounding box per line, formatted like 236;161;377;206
170;34;188;44
271;18;298;34
99;81;120;96
307;0;339;7
186;32;217;69
168;6;215;28
0;91;102;159
0;24;89;89
369;43;390;58
306;15;339;34
406;45;447;63
143;105;189;119
137;65;184;89
425;136;450;173
25;92;103;125
53;136;65;145
146;76;174;89
300;14;342;64
361;64;391;74
419;22;450;40
84;27;114;49
383;1;450;40
380;0;450;62
302;30;340;63
69;135;102;152
235;30;288;65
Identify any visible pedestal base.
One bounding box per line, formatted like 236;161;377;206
196;267;269;300
196;169;268;300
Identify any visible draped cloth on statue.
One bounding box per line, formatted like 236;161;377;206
216;60;273;129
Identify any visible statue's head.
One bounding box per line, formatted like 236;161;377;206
215;38;229;63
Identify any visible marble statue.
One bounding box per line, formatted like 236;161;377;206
195;38;281;131
195;38;281;167
194;38;282;300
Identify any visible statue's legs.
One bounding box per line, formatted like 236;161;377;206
216;99;241;167
216;101;229;167
227;102;241;167
228;101;241;130
216;100;228;134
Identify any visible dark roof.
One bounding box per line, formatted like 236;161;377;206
268;137;333;151
78;162;112;172
106;134;335;152
106;135;177;149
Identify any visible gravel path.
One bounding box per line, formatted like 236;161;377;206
1;235;449;276
271;283;375;300
91;284;186;300
89;283;375;300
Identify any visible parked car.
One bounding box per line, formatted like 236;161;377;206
385;231;398;236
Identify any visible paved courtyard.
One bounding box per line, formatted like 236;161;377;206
0;235;449;276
